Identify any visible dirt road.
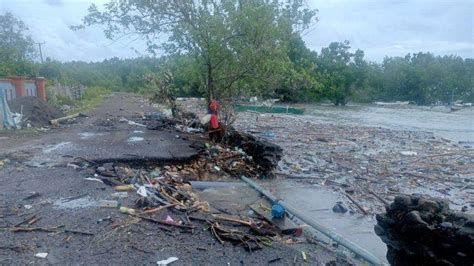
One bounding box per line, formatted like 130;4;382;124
0;93;343;265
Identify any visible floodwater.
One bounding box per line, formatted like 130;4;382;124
304;104;474;143
259;179;388;263
258;104;473;264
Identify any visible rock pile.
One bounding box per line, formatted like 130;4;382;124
375;194;473;265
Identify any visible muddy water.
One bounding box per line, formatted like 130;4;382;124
303;104;474;143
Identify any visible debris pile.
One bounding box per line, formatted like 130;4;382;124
8;96;64;127
143;112;177;130
375;194;474;265
224;129;283;177
232;111;473;214
82;160;302;251
139;108;282;178
89;138;256;181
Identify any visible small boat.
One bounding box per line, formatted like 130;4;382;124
235;104;305;115
450;106;462;112
374;101;410;106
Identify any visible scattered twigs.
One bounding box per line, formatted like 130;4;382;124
73;156;98;166
367;189;389;205
14;214;40;227
0;245;28;252
134;214;195;230
411;152;463;163
129;245;154;254
63;229;94;236
208;220;269;251
10;225;94;235
211;224;224;244
345;193;368;215
10;225;62;233
213;215;252;226
60;193;89;202
141;204;176;215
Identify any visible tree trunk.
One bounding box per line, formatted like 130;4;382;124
207;63;214;101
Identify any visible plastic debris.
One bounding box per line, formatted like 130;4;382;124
114;184;135;191
301;251;307;262
35;252;48;259
271;203;285;219
400;151;418;156
67;163;81;170
157;257;178;265
258;131;276;139
119;206;136;215
136;186;148;197
84;177;104;184
119;117;146;127
164;215;174;223
111;192;128;199
97;216;112;223
100;200;119;208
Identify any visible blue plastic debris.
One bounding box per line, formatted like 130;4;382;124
271;203;285;219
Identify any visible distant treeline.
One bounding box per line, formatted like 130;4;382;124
1;12;472;105
30;44;474;105
3;45;473;105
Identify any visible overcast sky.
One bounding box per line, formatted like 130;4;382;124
0;0;472;62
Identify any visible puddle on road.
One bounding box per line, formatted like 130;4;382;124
53;196;98;209
133;130;145;134
22;141;75;168
259;179;388;263
128;136;144;142
78;132;104;140
43;142;73;154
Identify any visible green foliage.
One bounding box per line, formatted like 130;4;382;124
315;41;359;105
2;12;472;106
0;12;37;77
378;53;473;104
76;0;317;99
71;86;111;114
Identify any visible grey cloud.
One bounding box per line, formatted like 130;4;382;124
0;0;472;62
44;0;63;6
304;0;473;61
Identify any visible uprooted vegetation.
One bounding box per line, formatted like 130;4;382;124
70;160;278;251
61;140;292;254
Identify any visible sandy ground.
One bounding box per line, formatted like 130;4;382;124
0;93;344;265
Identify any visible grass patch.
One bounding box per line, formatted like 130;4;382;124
66;87;111;115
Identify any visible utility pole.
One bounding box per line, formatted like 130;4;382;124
36;42;45;63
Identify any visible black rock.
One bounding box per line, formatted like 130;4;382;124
375;194;474;265
332;202;348;213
